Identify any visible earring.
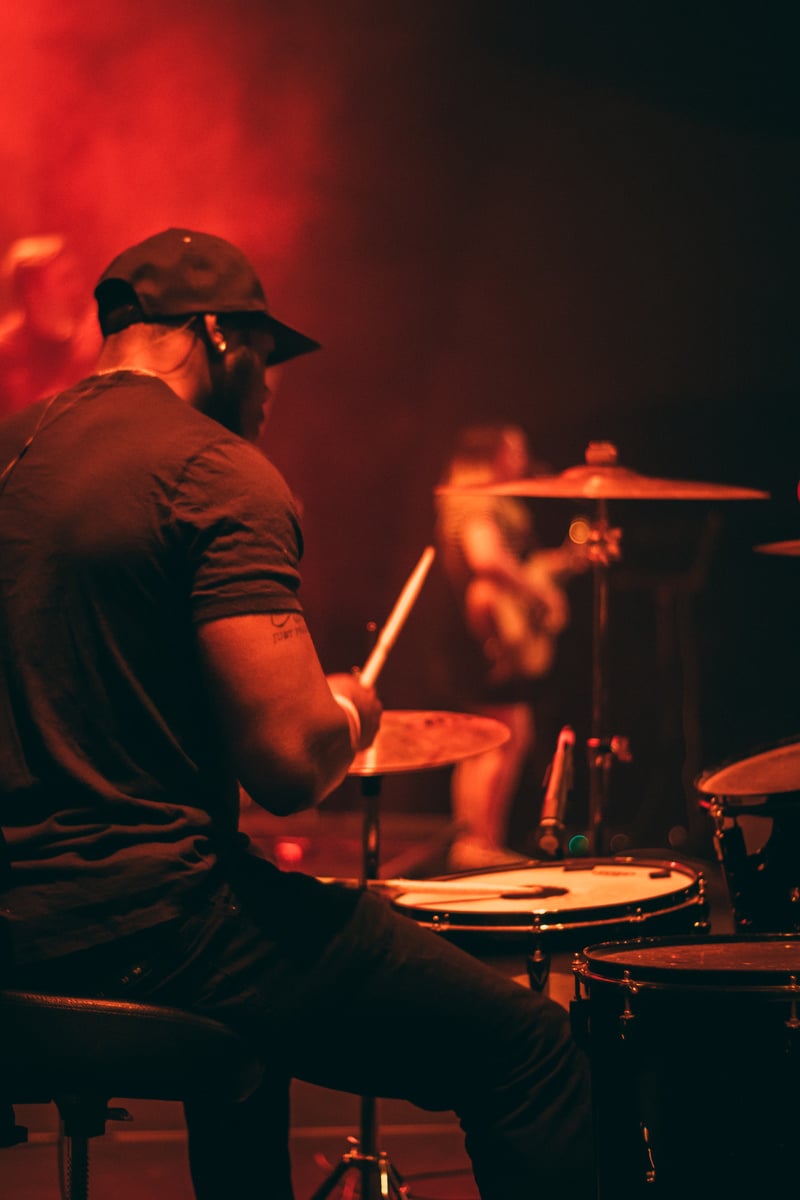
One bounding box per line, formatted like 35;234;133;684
216;338;227;355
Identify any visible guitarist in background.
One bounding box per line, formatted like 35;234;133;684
0;234;101;415
434;424;588;870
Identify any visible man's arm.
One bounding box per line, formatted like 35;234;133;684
197;611;381;816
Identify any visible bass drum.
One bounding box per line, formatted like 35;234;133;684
572;934;800;1198
384;857;708;1007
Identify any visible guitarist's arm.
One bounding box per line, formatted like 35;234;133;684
460;514;591;682
462;516;569;634
459;515;560;680
460;515;532;591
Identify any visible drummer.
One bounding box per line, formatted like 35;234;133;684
0;228;594;1199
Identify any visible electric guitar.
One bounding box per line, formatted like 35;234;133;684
464;537;590;684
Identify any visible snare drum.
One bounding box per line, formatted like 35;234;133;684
573;934;800;1198
385;858;708;1006
697;736;800;933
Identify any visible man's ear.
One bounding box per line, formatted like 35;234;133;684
202;314;227;357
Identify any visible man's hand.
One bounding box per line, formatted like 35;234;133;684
326;671;383;751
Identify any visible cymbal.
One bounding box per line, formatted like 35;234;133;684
755;540;800;556
436;463;770;502
348;710;510;776
696;737;800;798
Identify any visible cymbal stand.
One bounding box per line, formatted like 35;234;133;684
309;772;409;1200
584;502;627;854
312;554;439;1198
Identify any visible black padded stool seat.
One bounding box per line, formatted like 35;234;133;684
0;988;264;1198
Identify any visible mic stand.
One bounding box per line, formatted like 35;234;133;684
309;773;409;1200
584;500;629;855
535;725;575;859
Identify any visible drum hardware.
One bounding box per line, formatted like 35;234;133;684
309;828;396;1200
524;918;550;992
572;933;800;1196
389;858;709;1012
312;718;510;1199
439;440;769;856
696;736;800;935
786;978;800;1033
309;798;406;1193
617;971;637;1039
312;548;445;1200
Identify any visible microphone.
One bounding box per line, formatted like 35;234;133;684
535;725;575;858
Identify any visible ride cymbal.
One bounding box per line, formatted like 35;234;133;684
436;463;770;501
348;710;510;776
436;440;770;501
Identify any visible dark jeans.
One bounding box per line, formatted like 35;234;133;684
13;854;595;1199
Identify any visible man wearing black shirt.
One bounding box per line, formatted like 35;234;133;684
0;228;593;1199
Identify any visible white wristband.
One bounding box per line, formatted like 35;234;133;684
332;693;362;751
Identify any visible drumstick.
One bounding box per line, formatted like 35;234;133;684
370;878;544;896
359;546;436;688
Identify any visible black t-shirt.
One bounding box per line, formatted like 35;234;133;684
0;372;303;963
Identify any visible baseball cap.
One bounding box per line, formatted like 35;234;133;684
94;228;320;365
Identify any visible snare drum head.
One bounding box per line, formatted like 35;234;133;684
386;857;702;936
696;734;800;801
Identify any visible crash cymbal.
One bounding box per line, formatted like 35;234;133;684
348;710;510;776
696;736;800;798
754;540;800;556
436;440;770;502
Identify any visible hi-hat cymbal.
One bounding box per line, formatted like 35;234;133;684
348;710;510;776
755;540;800;556
436;463;770;502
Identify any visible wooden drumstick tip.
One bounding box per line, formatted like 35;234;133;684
360;546;436;688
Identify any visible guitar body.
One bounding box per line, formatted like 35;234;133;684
464;577;556;683
463;544;586;684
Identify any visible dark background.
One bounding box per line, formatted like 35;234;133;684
3;1;799;853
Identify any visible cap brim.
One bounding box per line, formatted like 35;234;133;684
262;316;321;366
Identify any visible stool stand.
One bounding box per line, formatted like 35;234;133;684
309;775;409;1200
56;1096;132;1200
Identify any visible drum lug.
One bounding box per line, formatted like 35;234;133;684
619;970;638;1039
785;975;800;1037
523;918;551;993
640;1122;657;1185
569;954;590;1050
571;952;587;1000
525;949;550;993
790;888;800;931
692;874;711;935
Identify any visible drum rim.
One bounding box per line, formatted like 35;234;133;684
388;856;702;930
424;854;698;884
579;931;800;988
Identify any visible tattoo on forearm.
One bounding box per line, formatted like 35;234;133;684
270;613;309;644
